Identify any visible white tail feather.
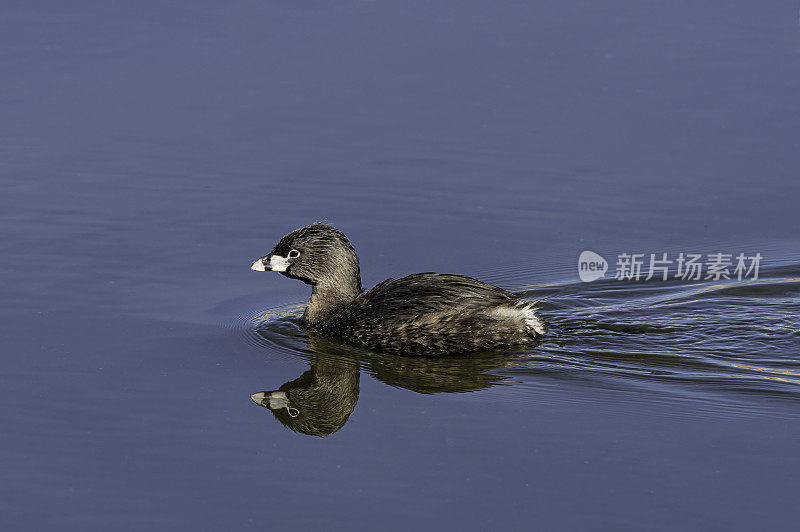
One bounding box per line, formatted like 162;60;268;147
516;302;546;336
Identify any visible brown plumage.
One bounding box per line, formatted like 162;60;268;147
251;223;546;357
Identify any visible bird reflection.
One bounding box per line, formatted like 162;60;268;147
251;352;359;437
251;332;519;437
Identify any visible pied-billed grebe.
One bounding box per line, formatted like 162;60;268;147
250;223;545;357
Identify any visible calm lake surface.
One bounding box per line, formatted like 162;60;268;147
2;1;799;529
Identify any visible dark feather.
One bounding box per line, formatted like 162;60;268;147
255;225;546;357
316;273;539;357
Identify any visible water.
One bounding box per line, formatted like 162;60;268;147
2;1;799;529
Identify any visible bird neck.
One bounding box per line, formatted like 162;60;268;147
303;277;361;325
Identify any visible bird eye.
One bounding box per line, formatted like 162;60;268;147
288;249;300;259
287;407;300;417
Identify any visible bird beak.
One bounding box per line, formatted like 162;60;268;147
251;391;289;409
251;254;289;272
251;256;270;271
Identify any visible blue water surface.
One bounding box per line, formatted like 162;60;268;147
2;1;799;530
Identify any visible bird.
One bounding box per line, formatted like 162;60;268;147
251;223;545;357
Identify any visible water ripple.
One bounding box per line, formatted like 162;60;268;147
235;263;800;413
